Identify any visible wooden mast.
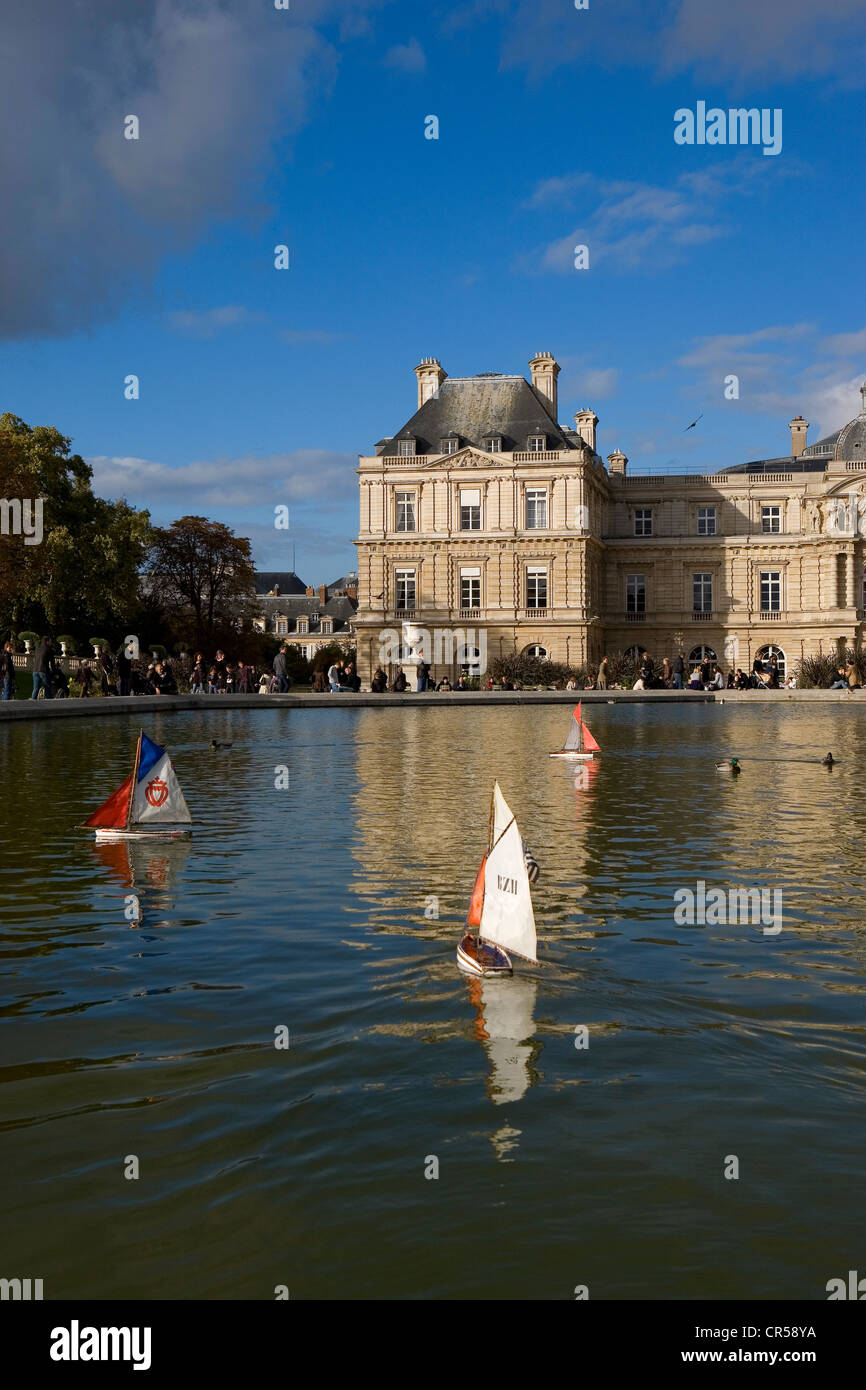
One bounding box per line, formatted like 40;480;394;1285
125;730;143;829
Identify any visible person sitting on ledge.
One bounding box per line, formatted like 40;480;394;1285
152;662;176;695
437;676;452;691
734;668;750;690
370;666;387;693
706;664;725;691
688;667;703;691
391;666;407;692
829;666;847;690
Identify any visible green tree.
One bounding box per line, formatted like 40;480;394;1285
0;413;150;635
145;516;256;649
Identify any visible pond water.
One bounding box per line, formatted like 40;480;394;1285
1;702;864;1299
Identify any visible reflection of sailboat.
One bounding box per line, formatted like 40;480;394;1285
91;832;192;926
468;974;539;1106
84;731;192;839
457;782;539;978
572;758;600;794
549;702;600;760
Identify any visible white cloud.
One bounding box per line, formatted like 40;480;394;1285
383;38;427;72
88;449;356;510
168;305;266;336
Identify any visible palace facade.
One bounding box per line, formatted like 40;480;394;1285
355;353;866;683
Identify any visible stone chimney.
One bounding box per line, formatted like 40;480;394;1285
305;586;315;597
318;583;327;606
607;449;628;477
529;352;560;417
414;357;447;410
574;409;598;452
789;415;809;457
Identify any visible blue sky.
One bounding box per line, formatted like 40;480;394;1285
2;0;866;581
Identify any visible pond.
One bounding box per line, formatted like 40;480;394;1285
1;702;863;1299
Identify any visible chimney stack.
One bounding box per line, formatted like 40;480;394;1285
529;352;560;417
607;449;628;477
414;357;447;410
574;408;598;452
789;415;809;458
318;583;327;606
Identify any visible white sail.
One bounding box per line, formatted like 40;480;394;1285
563;714;583;751
129;751;191;825
479;814;537;963
491;781;513;842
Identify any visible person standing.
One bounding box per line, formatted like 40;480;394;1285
31;636;54;700
596;654;609;690
76;659;95;697
672;652;684;690
273;644;290;693
116;642;131;696
1;639;16;700
189;653;205;695
237;660;251;694
416;655;430;692
327;659;342;693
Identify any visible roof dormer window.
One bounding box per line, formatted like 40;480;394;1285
484;435;502;453
527;434;546;452
441;433;460;455
397;437;416;457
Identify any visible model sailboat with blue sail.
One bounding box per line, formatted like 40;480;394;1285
83;731;192;839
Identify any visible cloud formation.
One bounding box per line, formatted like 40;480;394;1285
0;0;377;340
383;38;427;72
88;448;357;511
523;166;776;274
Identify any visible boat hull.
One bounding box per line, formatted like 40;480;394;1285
457;932;512;978
549;751;595;759
93;828;192;840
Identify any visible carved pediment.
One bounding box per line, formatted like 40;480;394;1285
421;445;503;470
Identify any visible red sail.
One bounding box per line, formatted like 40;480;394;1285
83;773;134;828
582;722;601;752
466;852;487;928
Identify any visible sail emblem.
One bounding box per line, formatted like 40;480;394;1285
145;777;169;807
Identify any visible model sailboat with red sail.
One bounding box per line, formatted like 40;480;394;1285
549;701;600;760
457;782;539;978
83;731;192;839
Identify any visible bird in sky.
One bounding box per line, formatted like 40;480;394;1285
684;413;704;432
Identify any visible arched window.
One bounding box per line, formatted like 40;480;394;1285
688;645;717;670
754;644;786;680
525;644;547;658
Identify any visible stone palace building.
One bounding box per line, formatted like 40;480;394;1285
354;353;866;683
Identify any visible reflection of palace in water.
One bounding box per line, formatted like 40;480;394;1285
349;709;602;1136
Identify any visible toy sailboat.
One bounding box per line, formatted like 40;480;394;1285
549;701;600;760
83;731;192;839
457;782;539;978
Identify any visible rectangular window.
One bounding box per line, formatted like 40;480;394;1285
697;507;716;536
526;566;548;609
460;488;481;530
395;568;416;610
693;572;712;612
486;437;502;453
527;436;546;452
634;508;653;536
442;439;459;455
525;488;548;529
626;573;646;613
397;438;415;457
460;566;481;609
760;570;781;612
762;505;781;534
395;490;416;532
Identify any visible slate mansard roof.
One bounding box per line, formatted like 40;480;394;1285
725;384;866;474
377;374;583;455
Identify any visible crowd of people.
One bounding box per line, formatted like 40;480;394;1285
6;636;862;701
616;649;797;692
